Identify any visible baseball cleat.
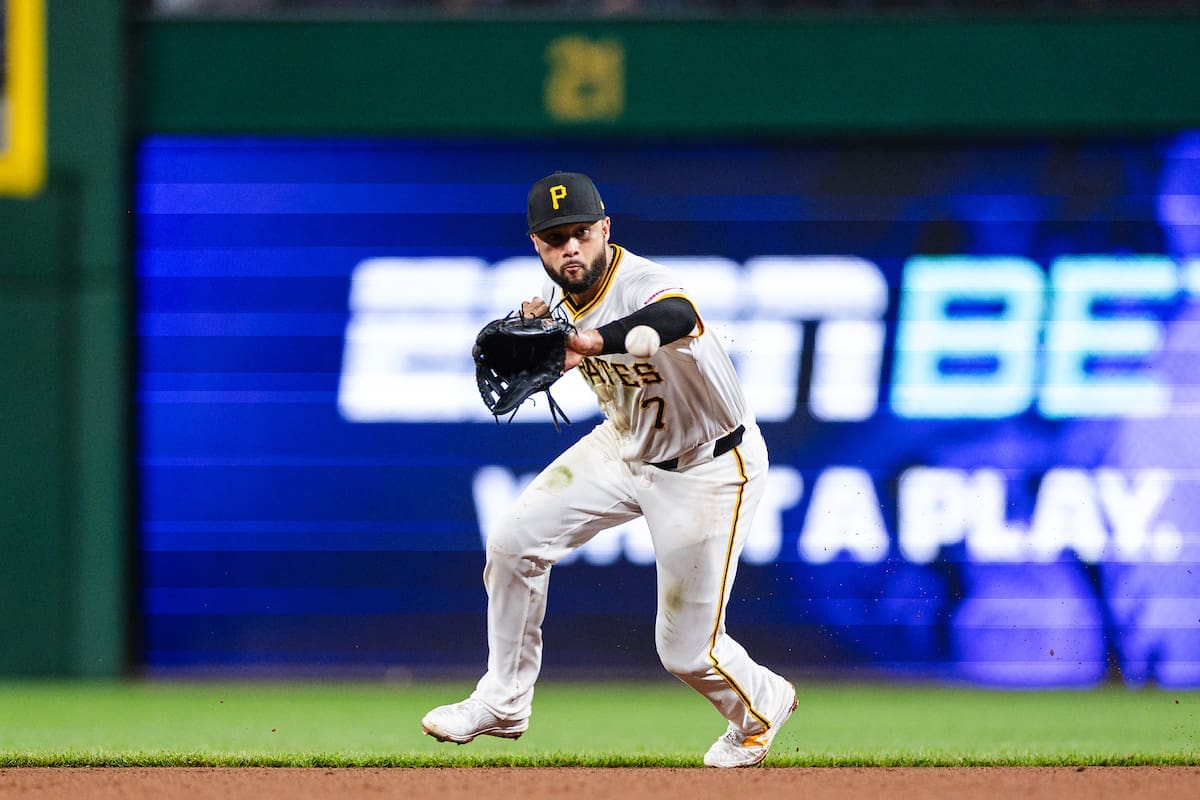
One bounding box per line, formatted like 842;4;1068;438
703;681;797;768
421;697;528;744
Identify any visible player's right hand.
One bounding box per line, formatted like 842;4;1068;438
564;329;603;372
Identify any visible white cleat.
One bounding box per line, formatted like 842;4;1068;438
421;697;529;744
703;682;797;768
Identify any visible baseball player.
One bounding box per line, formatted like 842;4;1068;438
422;172;796;767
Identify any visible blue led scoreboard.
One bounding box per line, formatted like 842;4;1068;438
135;135;1200;686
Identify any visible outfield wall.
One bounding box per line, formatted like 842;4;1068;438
136;16;1200;135
0;0;126;676
3;9;1200;675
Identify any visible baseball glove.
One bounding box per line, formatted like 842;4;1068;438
473;311;574;429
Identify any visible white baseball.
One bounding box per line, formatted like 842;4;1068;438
624;325;661;358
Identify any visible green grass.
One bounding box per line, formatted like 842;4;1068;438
0;680;1195;767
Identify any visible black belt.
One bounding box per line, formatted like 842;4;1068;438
650;424;745;471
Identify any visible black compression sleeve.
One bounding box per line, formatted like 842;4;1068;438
595;296;698;355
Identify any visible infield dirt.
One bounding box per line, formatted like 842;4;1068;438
2;766;1198;799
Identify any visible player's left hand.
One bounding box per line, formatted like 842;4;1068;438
521;297;549;319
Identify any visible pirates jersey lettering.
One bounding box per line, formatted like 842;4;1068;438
581;357;662;389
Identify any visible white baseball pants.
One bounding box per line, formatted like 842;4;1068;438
471;419;790;735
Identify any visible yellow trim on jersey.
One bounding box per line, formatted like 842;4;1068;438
648;291;705;338
565;243;624;320
705;446;772;730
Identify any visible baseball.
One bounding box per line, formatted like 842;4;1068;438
624;325;661;358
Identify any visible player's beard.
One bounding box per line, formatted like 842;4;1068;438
544;248;608;296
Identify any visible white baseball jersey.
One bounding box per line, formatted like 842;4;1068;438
543;244;751;465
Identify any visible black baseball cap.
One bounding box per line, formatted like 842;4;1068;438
526;172;606;235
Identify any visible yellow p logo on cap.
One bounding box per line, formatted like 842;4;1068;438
550;184;568;210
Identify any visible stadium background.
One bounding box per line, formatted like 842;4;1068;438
2;0;1200;692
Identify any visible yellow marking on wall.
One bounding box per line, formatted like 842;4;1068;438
544;35;625;123
0;0;47;197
